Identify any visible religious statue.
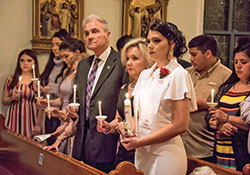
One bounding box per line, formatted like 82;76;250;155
59;2;71;32
129;0;162;38
70;3;78;37
40;0;78;38
40;0;60;37
129;6;146;38
146;0;161;27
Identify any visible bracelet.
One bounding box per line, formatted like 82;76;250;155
64;130;72;137
56;138;62;144
225;114;230;123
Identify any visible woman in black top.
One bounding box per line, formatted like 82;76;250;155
97;38;153;165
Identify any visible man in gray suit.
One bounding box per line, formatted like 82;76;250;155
71;14;124;173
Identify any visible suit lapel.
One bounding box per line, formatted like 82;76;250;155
91;49;117;98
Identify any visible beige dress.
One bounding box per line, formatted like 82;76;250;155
133;58;197;175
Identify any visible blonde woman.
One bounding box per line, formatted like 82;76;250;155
97;38;153;165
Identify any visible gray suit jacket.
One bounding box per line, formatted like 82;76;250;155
72;48;124;166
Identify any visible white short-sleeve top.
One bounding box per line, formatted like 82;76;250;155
133;58;197;154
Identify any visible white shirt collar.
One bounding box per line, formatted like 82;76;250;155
94;46;111;62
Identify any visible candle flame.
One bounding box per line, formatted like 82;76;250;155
73;84;77;89
19;76;22;81
98;101;101;105
32;64;35;69
47;94;50;100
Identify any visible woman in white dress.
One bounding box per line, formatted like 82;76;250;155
121;22;197;175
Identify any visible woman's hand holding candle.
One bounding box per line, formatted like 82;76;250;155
96;120;111;134
11;90;21;101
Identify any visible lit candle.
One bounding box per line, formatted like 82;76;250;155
124;93;133;133
73;84;77;104
37;80;41;98
32;64;36;79
98;101;102;116
47;94;50;110
47;94;51;119
211;89;215;103
18;76;22;91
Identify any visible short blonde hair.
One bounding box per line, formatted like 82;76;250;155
121;38;153;68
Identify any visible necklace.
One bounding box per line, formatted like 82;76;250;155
128;82;135;91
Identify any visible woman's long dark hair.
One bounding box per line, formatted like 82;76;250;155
8;49;39;90
59;38;86;79
149;22;187;58
39;29;70;85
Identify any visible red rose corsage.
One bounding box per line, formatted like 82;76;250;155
159;68;170;79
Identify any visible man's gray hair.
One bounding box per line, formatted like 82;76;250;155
82;14;110;33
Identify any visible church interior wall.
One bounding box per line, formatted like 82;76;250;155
0;0;204;114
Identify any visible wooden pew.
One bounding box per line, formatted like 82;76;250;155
243;164;250;175
187;156;242;175
109;161;144;175
0;114;142;175
187;156;250;175
1;114;250;175
0;129;107;175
